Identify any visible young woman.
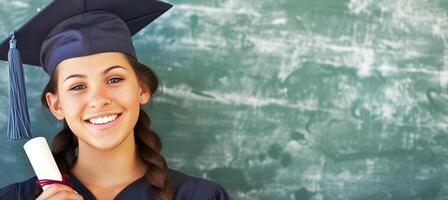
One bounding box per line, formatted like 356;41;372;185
0;0;229;199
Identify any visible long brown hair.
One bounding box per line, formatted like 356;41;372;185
35;54;172;200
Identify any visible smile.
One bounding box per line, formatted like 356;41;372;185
84;113;123;131
89;114;118;125
86;113;121;125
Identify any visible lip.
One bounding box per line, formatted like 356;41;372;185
85;113;123;131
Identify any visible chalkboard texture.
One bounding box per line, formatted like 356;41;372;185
1;0;448;199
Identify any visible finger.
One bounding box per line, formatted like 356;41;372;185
36;184;78;200
46;190;83;200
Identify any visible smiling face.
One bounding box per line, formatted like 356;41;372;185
45;52;150;151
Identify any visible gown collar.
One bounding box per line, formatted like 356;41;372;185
68;171;152;200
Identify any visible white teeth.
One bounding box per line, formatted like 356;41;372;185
89;114;118;125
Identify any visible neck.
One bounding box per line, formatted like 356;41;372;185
72;132;147;188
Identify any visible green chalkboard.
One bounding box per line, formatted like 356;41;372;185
1;0;448;199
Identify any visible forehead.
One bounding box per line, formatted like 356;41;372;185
56;52;130;77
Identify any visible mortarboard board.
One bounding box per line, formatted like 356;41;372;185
0;0;173;140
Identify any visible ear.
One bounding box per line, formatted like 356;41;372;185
45;92;65;120
139;84;151;105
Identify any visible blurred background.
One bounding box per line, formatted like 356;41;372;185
1;0;448;199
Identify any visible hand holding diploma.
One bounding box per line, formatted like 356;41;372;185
23;137;66;190
24;137;83;200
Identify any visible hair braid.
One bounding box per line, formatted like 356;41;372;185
135;109;173;200
51;123;78;173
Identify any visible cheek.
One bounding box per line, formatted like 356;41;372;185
59;95;87;119
113;87;141;108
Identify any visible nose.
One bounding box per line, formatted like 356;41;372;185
88;85;111;109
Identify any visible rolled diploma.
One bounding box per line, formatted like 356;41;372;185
23;137;62;190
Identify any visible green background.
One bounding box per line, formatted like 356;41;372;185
1;0;448;199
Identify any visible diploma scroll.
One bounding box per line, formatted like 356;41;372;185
23;137;62;190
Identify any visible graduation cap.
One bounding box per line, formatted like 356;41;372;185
0;0;173;140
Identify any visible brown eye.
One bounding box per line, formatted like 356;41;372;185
70;85;85;91
108;77;124;84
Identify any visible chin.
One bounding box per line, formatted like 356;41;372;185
90;140;122;151
73;119;136;151
80;133;131;151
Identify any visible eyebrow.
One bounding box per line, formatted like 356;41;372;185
63;65;127;83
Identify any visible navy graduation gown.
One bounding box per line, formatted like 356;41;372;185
0;169;229;200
